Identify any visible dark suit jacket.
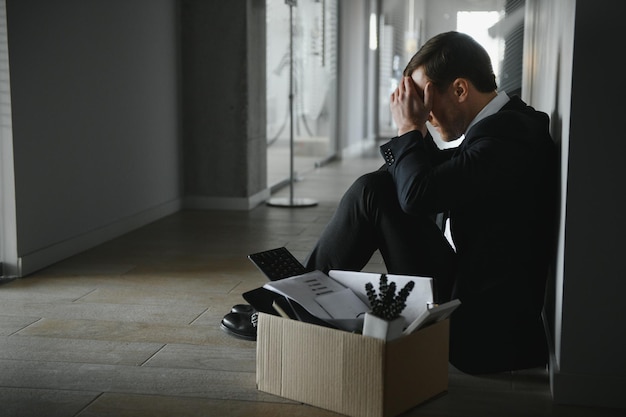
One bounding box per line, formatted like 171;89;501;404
380;96;558;374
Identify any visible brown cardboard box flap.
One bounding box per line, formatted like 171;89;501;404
384;319;449;416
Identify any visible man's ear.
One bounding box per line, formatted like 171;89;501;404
452;78;469;102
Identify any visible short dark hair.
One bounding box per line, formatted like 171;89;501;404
403;31;497;93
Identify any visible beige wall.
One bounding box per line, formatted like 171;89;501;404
7;0;182;275
4;1;268;276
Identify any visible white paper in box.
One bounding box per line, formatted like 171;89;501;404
263;270;434;328
328;270;435;324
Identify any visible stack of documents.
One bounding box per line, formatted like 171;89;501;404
254;270;455;334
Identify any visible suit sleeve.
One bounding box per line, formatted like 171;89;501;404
379;130;498;216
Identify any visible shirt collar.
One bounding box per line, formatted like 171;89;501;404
464;91;510;136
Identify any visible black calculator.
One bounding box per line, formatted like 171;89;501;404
248;247;307;281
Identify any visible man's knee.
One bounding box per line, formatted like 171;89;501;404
347;170;395;201
338;170;403;223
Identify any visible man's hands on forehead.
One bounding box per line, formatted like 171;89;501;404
390;76;432;137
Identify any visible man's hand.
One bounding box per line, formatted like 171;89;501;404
390;77;431;137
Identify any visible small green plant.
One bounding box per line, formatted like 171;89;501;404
365;274;415;320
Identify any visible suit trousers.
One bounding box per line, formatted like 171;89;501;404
304;169;457;303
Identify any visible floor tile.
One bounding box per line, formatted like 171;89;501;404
143;344;256;372
78;392;341;417
0;387;98;417
0;300;208;326
0;359;270;402
15;317;233;346
0;335;162;366
0;315;40;336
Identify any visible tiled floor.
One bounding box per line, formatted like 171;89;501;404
0;149;623;417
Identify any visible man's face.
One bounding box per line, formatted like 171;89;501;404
410;67;466;142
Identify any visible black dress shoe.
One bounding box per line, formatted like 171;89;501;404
230;304;255;315
220;310;258;341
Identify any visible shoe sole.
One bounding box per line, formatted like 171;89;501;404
220;320;257;341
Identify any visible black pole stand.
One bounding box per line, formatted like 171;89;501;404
267;0;318;208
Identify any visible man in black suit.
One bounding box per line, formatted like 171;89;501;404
304;31;557;374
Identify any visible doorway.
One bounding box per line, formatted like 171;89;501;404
265;0;339;189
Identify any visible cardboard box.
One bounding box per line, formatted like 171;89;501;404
256;313;449;417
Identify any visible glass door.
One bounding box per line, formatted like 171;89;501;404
0;0;17;278
266;0;338;189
